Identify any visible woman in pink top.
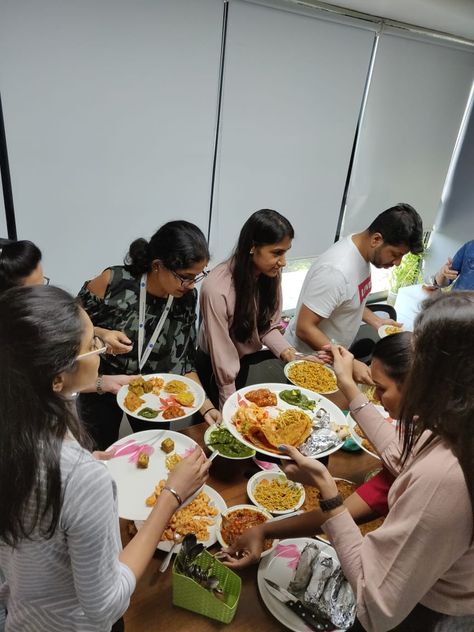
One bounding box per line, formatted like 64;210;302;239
197;209;298;409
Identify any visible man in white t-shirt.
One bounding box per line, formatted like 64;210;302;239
285;204;423;383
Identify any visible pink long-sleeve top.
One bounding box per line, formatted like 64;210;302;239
323;393;474;632
198;261;290;408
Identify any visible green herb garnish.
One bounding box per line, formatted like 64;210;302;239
208;427;254;458
279;389;316;411
137;407;159;419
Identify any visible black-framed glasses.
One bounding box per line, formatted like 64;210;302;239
43;276;50;286
170;269;209;288
76;335;107;360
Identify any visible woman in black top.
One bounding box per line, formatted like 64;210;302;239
78;220;221;449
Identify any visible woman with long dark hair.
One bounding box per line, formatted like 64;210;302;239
0;285;210;632
197;209;297;408
78;220;221;450
222;332;413;564
248;293;474;631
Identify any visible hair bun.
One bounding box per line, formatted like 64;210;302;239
125;238;150;276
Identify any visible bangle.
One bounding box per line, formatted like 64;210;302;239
350;400;371;415
163;486;182;507
319;494;343;512
96;374;105;395
201;406;217;417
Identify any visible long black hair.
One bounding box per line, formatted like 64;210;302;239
371;331;413;386
0;285;91;547
124;220;209;277
0;239;42;292
231;209;294;343
398;291;474;528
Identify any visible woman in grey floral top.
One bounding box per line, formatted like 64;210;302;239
78;220;221;449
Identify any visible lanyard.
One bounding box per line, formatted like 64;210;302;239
137;273;174;372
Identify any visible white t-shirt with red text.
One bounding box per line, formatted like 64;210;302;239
285;236;371;351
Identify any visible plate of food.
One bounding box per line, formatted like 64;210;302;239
134;484;227;553
378;324;404;338
204;425;256;459
216;504;277;557
116;373;205;422
222;384;348;460
247;471;305;515
257;537;354;632
106;429;201;520
346;405;393;459
284;360;338;395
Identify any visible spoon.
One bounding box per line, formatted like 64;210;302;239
159;532;184;573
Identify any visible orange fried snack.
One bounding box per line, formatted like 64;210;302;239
244;388;277;407
124;390;144;412
162;405;185;420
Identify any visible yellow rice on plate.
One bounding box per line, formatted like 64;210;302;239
288;361;337;393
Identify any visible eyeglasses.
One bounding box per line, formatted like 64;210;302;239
170;269;209;288
43;276;50;286
76;335;107;360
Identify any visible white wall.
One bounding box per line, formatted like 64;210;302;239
0;0;223;292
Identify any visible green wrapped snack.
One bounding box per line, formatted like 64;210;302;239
137;407;159;419
279;389;317;411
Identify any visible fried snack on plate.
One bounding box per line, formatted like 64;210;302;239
385;326;402;336
162;405;185;420
244;388;277;407
232;405;312;454
144;376;164;394
124;390;145;412
174;391;195;407
136;452;149;469
128;376;146;397
161;438;175;454
165;453;183;471
164;379;187;394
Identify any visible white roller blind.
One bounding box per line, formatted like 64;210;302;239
0;0;223;292
209;0;376;262
342;30;474;235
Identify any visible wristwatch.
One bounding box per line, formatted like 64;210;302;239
96;374;105;395
319;493;343;512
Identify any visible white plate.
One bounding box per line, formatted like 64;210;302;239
222;383;347;460
377;324;404;339
346;405;393;459
134;484;227;552
284;360;338;395
204;425;256;460
258;537;344;632
216;504;277;557
106;429;201;520
247;471;305;515
116;373;205;422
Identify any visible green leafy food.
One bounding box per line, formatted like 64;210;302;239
137;407;159;419
208;427;254;458
279;389;316;411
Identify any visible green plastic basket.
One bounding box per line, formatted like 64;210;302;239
172;550;241;624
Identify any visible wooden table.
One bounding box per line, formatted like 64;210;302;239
121;422;379;632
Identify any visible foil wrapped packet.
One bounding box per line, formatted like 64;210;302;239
300;408;341;456
289;542;356;629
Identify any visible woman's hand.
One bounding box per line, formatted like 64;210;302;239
165;447;211;503
352;359;374;386
221;525;266;569
91;448;116;460
96;327;133;355
203;408;222;426
280;346;297;363
280;445;338;497
100;374;139;395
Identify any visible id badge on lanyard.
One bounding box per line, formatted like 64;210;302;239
137;273;174;372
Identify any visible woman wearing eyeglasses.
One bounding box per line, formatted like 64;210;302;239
77;220;221;450
0;285;210;632
197;209;298;409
